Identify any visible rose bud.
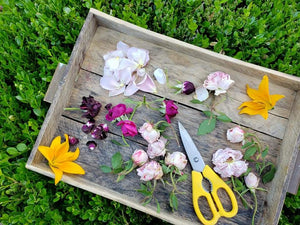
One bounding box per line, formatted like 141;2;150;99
138;122;160;144
116;120;138;137
132;149;148;166
172;81;195;95
105;103;112;110
105;104;133;121
82;119;95;133
245;172;259;190
80;95;102;118
68;135;79;145
136;161;163;181
165;152;188;171
91;123;109;140
203;71;234;96
86;141;97;150
160;100;178;123
147;137;167;159
227;126;245;143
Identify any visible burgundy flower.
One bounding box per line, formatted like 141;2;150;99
182;81;195;95
91;124;109;140
68;135;79;145
86;141;97;150
80;95;102;118
162;100;178;123
105;103;113;110
82;119;95;133
105;104;133;121
116;120;138;137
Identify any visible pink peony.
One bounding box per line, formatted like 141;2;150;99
203;71;234;96
132;149;148;166
116;120;138;137
138;122;160;144
245;172;259;190
227;126;245;143
147;137;167;159
165;152;187;171
105;104;133;121
212;148;248;178
136;161;163;181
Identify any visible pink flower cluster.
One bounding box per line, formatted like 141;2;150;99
132;122;187;181
100;41;156;96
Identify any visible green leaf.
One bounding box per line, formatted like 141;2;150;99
262;165;276;184
197;118;216;135
156;199;161;213
100;165;112;173
244;146;257;160
33;108;43;117
261;147;269;158
6;147;18;156
216;114;232;122
111;152;123;170
169;192;178;211
111;140;124;146
16;143;27;152
190;99;204;104
123;98;139;105
203;110;213;117
177;174;188;183
125;159;133;171
242;141;254;149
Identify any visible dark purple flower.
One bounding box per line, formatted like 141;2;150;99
105;103;112;110
86;141;97;150
182;81;195;95
82;119;95;133
161;100;178;123
91;124;109;140
105;104;133;121
116;120;138;137
68;135;79;145
80;95;102;118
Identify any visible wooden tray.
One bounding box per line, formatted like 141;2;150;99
26;8;300;225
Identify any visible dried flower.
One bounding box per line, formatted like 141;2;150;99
165;152;187;171
238;75;285;119
160;100;178;123
245;172;260;190
86;141;97;150
116;120;138;137
203;71;234;96
91;123;109;140
147;137;167;159
68;136;79;145
105;104;133;121
227;126;245;143
136;161;163;181
80;95;102;118
212;148;248;178
132;149;149;166
82;119;95;133
138;122;160;144
38;134;85;185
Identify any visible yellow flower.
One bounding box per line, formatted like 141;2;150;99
38;134;85;185
238;75;285;119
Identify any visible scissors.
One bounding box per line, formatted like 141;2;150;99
178;122;238;225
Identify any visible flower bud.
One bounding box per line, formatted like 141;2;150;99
136;161;163;181
227;126;245;143
132;149;148;166
165;152;187;170
245;172;259;190
138;122;160;144
147;137;167;159
182;81;195;95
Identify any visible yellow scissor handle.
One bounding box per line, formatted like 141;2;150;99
192;166;238;225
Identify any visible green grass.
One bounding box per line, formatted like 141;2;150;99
0;0;299;224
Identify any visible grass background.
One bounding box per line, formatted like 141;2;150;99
0;0;299;224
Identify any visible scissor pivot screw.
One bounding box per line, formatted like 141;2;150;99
194;157;199;162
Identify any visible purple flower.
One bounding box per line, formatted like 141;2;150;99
82;119;95;133
105;104;133;121
182;81;195;95
68;135;79;145
116;120;138;137
105;103;112;110
80;96;102;118
160;100;178;123
86;141;97;150
91;124;109;140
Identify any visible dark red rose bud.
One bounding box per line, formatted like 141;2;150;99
82;119;95;133
68;136;79;145
86;141;97;150
105;103;112;110
80;95;102;118
182;81;195;95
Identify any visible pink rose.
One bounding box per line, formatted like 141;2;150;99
138;122;160;143
116;120;138;137
132;149;148;166
161;100;178;123
147;137;167;159
136;161;163;181
203;71;234;96
165;152;187;171
105;104;133;121
227;126;245;143
212;148;248;178
245;172;259;190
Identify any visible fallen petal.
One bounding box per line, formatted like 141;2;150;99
153;68;166;84
195;86;209;101
117;41;129;55
124;81;139;96
137;74;157;93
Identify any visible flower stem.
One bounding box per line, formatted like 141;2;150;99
64;107;81;111
231;176;253;209
170;124;180;147
251;190;258;225
121;135;130;147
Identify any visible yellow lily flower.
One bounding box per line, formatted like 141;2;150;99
38;134;85;185
238;75;285;119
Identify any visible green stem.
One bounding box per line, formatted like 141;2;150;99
251;190;258;225
129;104;139;120
121;135;130;147
231;177;253;209
63;107;81;111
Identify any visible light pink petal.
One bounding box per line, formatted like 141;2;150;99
127;47;149;67
137;74;157;93
100;75;120;90
117;41;129;55
118;68;132;84
195;86;209;101
153;68;166;84
105;57;121;71
103;67;113;76
109;86;125;97
124;82;139;96
119;58;138;72
103;50;124;61
215;89;227;96
137;68;146;77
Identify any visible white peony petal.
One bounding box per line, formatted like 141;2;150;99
127;47;150;67
195;86;209;101
117;41;129;55
153;68;166;84
105;57;121;71
100;75;120;90
118;67;132;85
103;50;124;61
119;58;138;72
137;68;146;77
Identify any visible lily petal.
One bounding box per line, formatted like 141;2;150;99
56;161;85;174
38;146;54;162
55;147;80;163
270;94;285;107
137;74;157;93
50;165;63;185
124;81;139;96
100;75;120;91
239;106;269;119
50;136;61;150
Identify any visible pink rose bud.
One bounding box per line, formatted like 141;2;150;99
227;126;245;143
136;161;163;181
165;152;187;171
116;120;138;137
203;71;234;96
138;122;160;144
132;149;148;166
245;172;259;190
147;137;167;159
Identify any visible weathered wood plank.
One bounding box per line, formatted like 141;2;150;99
80;26;292;139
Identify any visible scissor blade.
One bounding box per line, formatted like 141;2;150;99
178;122;205;173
